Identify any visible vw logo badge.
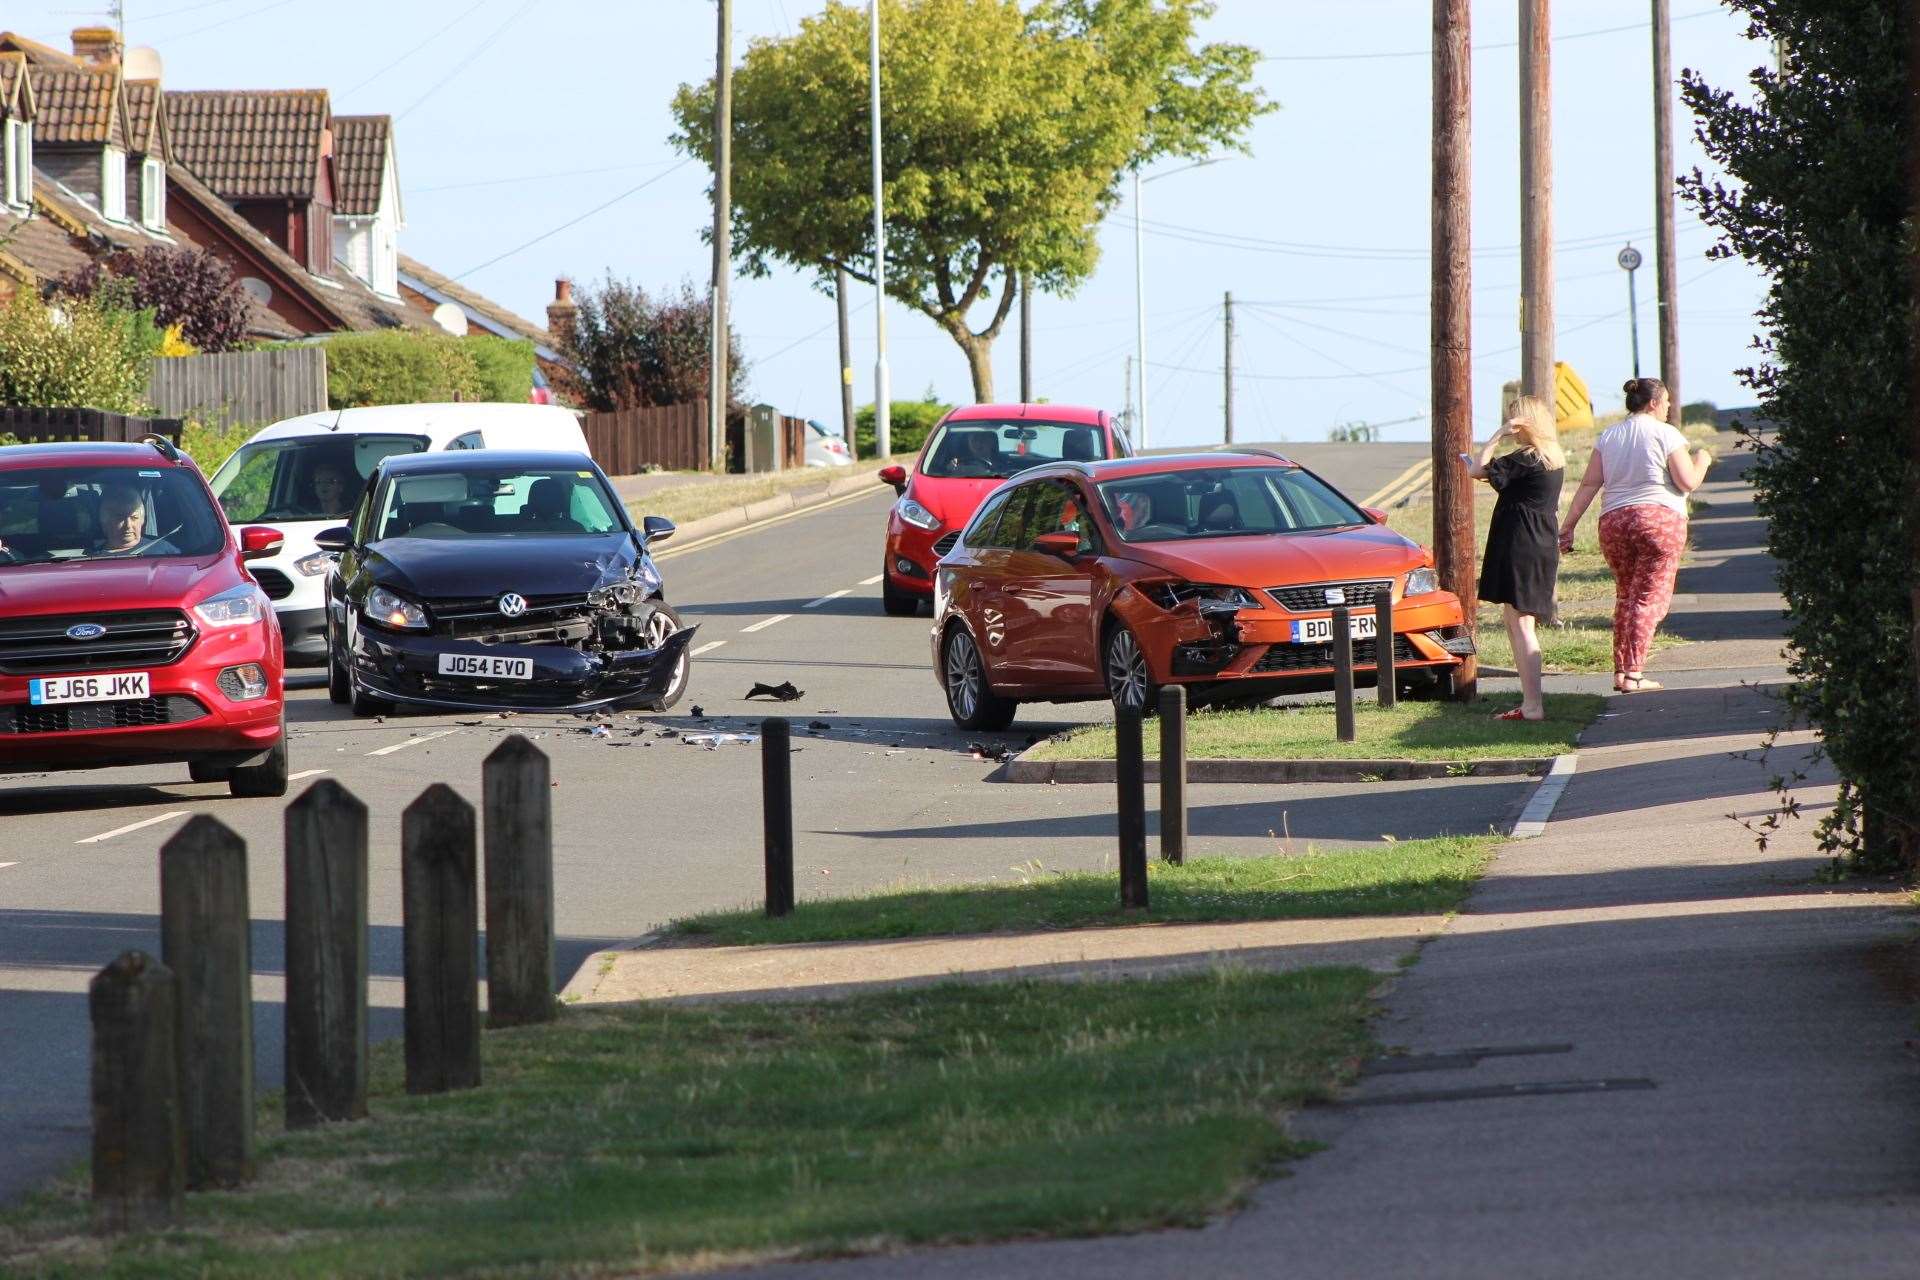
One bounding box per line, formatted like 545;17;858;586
497;593;528;618
66;623;106;641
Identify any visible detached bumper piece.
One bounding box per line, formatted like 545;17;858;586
356;624;697;713
1432;628;1478;657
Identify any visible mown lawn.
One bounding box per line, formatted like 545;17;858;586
671;835;1501;945
2;971;1377;1278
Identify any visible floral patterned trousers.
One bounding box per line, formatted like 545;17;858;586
1598;504;1688;675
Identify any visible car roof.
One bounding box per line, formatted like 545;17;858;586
942;402;1109;426
1064;451;1297;482
248;402;583;446
375;449;597;474
0;441;193;469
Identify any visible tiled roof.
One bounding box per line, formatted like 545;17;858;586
0;31;80;68
397;253;552;347
0;52;32;119
165;89;328;201
331;114;389;217
123;80;166;158
32;65;125;147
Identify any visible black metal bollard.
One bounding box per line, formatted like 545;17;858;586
1332;605;1356;742
1158;685;1187;864
1376;590;1397;708
762;718;794;917
1116;705;1149;909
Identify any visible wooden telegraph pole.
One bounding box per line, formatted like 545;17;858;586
1652;0;1681;419
836;266;856;457
1520;0;1554;408
1432;0;1476;699
709;0;733;470
1908;2;1920;869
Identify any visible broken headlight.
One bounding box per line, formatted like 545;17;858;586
1141;582;1260;611
1403;567;1440;596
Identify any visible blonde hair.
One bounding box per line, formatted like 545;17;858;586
1508;395;1565;470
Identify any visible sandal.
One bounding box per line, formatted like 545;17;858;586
1496;707;1545;722
1617;674;1663;693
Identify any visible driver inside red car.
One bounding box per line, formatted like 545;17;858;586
1112;489;1153;534
89;481;178;558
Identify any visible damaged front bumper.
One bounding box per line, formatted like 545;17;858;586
351;624;697;713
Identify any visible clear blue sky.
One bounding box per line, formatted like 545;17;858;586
20;1;1771;445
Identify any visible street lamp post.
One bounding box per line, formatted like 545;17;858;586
1618;243;1643;379
869;0;890;459
1131;158;1220;453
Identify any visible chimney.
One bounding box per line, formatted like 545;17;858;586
546;278;577;343
71;26;121;65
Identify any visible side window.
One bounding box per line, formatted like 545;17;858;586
216;447;282;523
1021;483;1068;550
977;485;1035;550
447;432;485;451
964;486;1017;548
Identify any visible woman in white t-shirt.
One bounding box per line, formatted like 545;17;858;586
1556;378;1714;692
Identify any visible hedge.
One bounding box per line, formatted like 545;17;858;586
317;331;535;408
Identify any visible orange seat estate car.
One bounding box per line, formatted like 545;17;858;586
930;452;1473;728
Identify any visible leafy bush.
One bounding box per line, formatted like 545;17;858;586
1679;399;1718;426
321;331;482;407
856;397;951;458
1681;4;1915;871
465;335;535;402
179;418;255;476
0;290;149;411
560;276;748;412
51;245;252;353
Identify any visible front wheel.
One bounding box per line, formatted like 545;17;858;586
639;601;690;712
326;617;351;705
943;626;1017;731
1102;623;1159;716
881;565;920;617
228;730;289;798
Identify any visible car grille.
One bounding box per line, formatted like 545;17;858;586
427;593;594;639
1251;635;1417;673
0;610;196;676
1266;579;1393;614
931;532;961;558
3;695;207;734
250;568;295;600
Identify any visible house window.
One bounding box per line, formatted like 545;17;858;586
139;156;166;229
2;119;30;210
101;145;126;222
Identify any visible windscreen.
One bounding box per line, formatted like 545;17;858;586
0;466;228;564
918;420;1109;480
373;468;626;540
211;433;425;523
1095;466;1367;542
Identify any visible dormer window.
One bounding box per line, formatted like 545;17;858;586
100;144;126;222
140;156;166;229
2;119;29;211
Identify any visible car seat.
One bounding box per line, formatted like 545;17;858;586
1062;428;1100;462
523;477;577;531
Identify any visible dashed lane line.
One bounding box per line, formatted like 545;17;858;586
0;863;16;871
366;729;461;757
739;614;791;634
76;811;188;845
803;589;850;609
859;574;884;585
691;640;727;657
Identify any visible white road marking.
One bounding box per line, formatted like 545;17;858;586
0;863;16;871
802;589;850;609
366;729;460;757
76;811;188;845
1511;753;1578;839
691;640;727;656
288;769;328;782
859;574;884;586
740;614;791;634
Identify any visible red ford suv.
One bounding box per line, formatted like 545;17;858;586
0;439;289;796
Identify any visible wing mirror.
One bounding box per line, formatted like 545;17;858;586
239;526;283;561
878;464;907;495
641;515;676;545
313;525;353;554
1361;506;1389;524
1033;531;1082;558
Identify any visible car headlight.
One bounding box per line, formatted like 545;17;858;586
293;550;334;578
895;498;940;531
192;583;269;627
1404;567;1440;596
635;556;663;594
365;586;429;631
1143;582;1260;611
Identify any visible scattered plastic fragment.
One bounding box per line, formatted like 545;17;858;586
745;680;805;702
590;725;612;739
690;705;706;718
681;732;758;748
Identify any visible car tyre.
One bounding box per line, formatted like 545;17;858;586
188;761;233;783
881;568;920;617
228;729;289;798
350;675;394;719
942;625;1017;731
639;601;690;712
326;620;352;706
1102;622;1159;717
1404;667;1457;702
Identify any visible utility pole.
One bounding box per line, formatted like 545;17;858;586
1133;169;1148;450
868;0;891;458
1123;354;1134;441
836;265;856;458
1907;0;1920;868
1519;0;1554;411
1434;0;1477;700
709;0;733;471
1652;0;1682;421
1019;273;1033;402
1222;291;1235;445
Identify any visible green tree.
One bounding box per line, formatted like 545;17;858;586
1679;2;1915;872
0;289;149;411
558;276;749;412
671;0;1267;401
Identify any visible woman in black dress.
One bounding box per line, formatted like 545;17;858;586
1465;394;1564;721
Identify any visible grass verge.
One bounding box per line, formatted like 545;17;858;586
1027;694;1600;765
627;454;914;527
671;835;1501;945
1;971;1376;1278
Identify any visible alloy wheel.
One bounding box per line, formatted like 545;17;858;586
1106;628;1149;712
945;631;982;721
645;608;687;704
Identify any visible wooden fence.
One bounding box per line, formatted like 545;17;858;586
146;346;328;430
581;401;709;474
0;406;182;444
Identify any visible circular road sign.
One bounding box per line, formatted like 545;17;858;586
1617;245;1644;272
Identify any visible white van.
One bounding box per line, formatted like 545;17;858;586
208;403;590;665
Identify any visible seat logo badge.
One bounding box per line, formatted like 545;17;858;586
498;593;527;618
66;623;106;641
1323;587;1346;605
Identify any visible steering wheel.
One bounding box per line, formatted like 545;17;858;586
0;543;17;564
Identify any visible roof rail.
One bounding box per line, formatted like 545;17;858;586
142;434;185;463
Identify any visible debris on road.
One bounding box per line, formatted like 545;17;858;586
681;732;759;748
744;680;805;702
690;705;707;718
807;720;832;733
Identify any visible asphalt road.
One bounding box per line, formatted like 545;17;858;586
0;440;1513;1202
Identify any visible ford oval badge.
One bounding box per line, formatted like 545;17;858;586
66;623;106;641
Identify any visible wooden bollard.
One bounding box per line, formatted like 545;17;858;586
763;718;794;917
1116;704;1149;910
90;951;183;1232
1376;590;1397;707
402;785;481;1095
483;736;555;1028
1331;605;1356;743
1158;684;1187;865
159;816;253;1188
285;779;369;1127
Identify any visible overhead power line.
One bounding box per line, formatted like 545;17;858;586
397;0;540;120
158;0;298;42
412;159;681;194
1262;7;1717;63
450;158;694;282
347;0;491;95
